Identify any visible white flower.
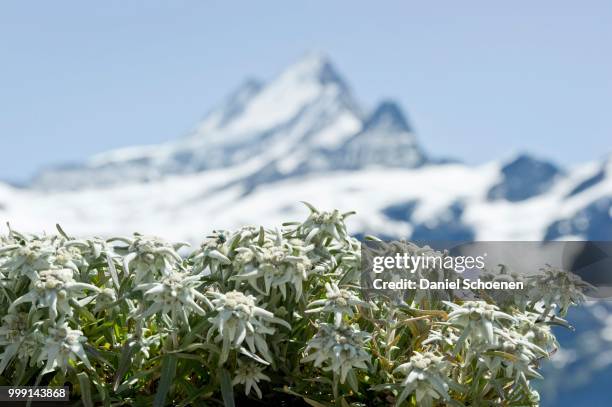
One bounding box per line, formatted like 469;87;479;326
232;241;312;301
10;268;99;320
134;269;209;325
393;351;451;407
207;290;290;365
93;287;117;313
232;359;270;399
306;282;371;326
422;326;461;348
485;329;549;388
0;238;57;281
515;311;559;352
477;266;529;310
301;323;370;388
0;312;29;373
38;322;92;374
110;235;184;283
527;265;593;317
190;230;232;276
54;245;87;274
297;203;353;245
445;301;515;350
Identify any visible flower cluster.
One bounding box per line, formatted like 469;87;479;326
302;323;370;389
393;352;452;407
0;203;589;406
306;282;370;327
206;290;290;365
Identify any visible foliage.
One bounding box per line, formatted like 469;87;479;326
0;204;588;406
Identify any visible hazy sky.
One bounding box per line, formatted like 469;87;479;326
1;1;611;183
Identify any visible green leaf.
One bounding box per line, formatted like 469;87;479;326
153;354;178;407
300;201;318;213
56;223;71;239
77;372;94;407
113;342;136;391
106;252;120;289
218;368;235;407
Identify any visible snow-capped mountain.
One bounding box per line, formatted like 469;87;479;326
32;53;424;191
1;52;610;244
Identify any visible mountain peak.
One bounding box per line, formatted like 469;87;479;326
487;153;563;202
363;100;412;132
279;52;346;88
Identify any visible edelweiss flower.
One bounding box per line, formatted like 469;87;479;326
64;238;121;287
0;238;57;281
365;240;459;303
190;230;231;276
445;301;515;349
110;235;184;283
134;270;209;325
232;359;270;399
93;287;117;313
487;329;548;388
54;246;87;274
38;322;92;374
306;282;371;326
298;203;353;245
335;237;362;283
233;241;312;301
0;312;29;373
207;290;290;365
528;265;593;317
422;326;461;348
515;311;559;352
10;268;99;320
301;323;370;387
63;237;110;263
393;351;451;407
476;266;529;310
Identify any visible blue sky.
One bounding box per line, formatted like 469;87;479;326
1;0;611;183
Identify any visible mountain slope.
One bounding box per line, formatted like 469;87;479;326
5;53;611;244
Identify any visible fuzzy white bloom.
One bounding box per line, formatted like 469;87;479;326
393;351;452;407
10;268;99;320
298;203;353;245
364;240;460;303
191;230;232;276
54;245;87;274
422;326;461;348
306;282;371;326
207;290;290;365
515;311;559;352
445;301;515;349
111;235;184;284
232;359;270;399
494;329;548;386
93;287;117;313
0;312;29;373
233;241;312;301
38;322;92;374
134;269;209;325
0;239;57;281
528;265;593;317
301;323;370;387
478;266;529;309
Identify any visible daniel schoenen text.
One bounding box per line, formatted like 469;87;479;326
370;252;525;291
